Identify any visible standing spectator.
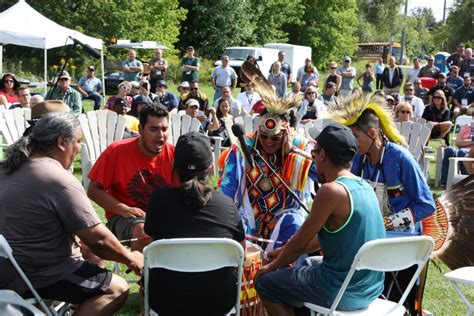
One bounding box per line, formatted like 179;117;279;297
87;104;177;252
210;55;237;103
374;58;384;90
407;57;422;84
446;43;465;70
422;90;453;144
428;73;455;106
105;81;133;110
237;83;261;113
0;73;20;108
382;56;404;95
10;85;31;109
447;65;464;91
148;49;168;93
77;66;103;110
268;62;287;97
337;56;356;98
47;71;82;117
459;48;474;78
414;79;430;105
275;51;292;83
122;49;143;82
452;76;474;119
418;55;440;79
180;46;200;82
155;80;178;112
399;82;425;118
297;57;312;83
178;81;209;116
357;63;375;93
324;61;341;94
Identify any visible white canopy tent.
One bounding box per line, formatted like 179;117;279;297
0;0;104;93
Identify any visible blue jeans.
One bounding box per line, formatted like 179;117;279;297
441;147;469;185
213;87;223;104
84;92;103;110
255;258;359;311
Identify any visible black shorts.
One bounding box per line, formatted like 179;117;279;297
25;261;112;304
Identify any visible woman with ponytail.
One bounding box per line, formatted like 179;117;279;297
144;132;245;315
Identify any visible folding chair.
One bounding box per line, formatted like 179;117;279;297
143;238;245;316
0;234;53;315
303;236;434;316
0;289;44;316
444;267;474;316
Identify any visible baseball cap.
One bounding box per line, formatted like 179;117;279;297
87;65;95;71
385;95;395;102
59;71;71;79
344;56;352;62
438;72;447;78
179;81;190;89
308;123;357;160
156;80;167;88
114;97;127;107
185;98;199;108
132;95;150;107
174;132;212;172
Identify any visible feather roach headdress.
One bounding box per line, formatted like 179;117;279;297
323;93;405;144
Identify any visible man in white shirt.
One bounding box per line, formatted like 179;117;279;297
210;55;237;103
236;83;261;113
399;82;425;118
213;86;242;115
407;58;421;84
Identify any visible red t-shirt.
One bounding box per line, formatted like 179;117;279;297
0;90;19;104
88;137;177;220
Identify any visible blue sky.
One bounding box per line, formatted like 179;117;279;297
406;0;456;22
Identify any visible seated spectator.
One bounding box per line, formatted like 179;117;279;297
414;79;430;105
267;62;287;97
386;95;396;111
321;82;338;105
0;113;143;314
184;98;213;135
422;90;453;144
208;97;233;147
105;81;133;110
144;132;244;314
113;97;139;136
177;81;190;101
428;73;455;106
399;82;425;118
394;102;413;122
440;124;474;187
77;66;103;110
0;73;20;108
452;76;474;120
129;81;141;98
237;83;261;113
47;71;82;117
155;80;177;112
447;66;464;91
137;79;156;103
31;94;45;107
128;95;151;119
10;85;31;109
284;81;304;99
178;81;210;117
298;86;327;124
213;86;242;115
255;123;385;314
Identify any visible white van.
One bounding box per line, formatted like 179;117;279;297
264;43;312;82
214;47;279;85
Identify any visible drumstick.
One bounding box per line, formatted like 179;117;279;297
245;234;284;245
119;236;151;244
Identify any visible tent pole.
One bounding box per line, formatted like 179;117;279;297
44;46;48;94
0;45;3;74
101;46;105;99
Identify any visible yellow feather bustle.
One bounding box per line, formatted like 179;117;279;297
323;94;405;145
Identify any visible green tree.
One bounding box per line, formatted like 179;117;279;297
288;0;358;69
443;0;474;51
356;0;404;36
177;0;254;60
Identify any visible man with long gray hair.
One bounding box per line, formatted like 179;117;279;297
0;113;143;315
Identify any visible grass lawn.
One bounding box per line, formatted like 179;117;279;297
76;92;473;316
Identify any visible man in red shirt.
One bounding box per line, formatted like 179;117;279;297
88;104;176;251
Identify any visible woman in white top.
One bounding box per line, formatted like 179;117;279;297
236;83;261;113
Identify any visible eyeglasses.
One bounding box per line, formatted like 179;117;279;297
405;88;414;91
433;96;442;100
400;110;411;114
5;80;14;83
330;67;337;69
259;132;283;141
190;87;199;91
59;78;69;81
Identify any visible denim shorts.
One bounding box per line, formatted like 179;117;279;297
255;257;357;311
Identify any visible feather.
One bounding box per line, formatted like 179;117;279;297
240;61;302;115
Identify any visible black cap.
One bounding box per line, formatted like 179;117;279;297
174;132;213;172
114;97;127;107
309;123;357;160
132;95;150;108
156;80;167;88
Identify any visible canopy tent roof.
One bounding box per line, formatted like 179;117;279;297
0;0;102;50
109;41;168;50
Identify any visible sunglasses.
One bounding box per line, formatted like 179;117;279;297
428;59;434;61
259;132;283;141
306;91;316;95
433;96;442;100
157;85;165;88
415;82;421;84
405;88;414;91
190;87;199;91
400;110;411;114
181;87;190;90
330;67;337;69
5;80;14;83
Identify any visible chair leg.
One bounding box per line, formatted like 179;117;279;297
450;281;474;316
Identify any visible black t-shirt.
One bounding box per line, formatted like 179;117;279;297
144;187;244;315
422;106;450;123
428;84;455;99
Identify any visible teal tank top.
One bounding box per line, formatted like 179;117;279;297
315;176;386;309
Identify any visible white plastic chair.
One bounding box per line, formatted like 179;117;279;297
0;289;44;316
303;236;434;316
452;115;472;141
0;108;31;158
446;157;474;188
143;238;245;316
79;110;126;189
168;113;202;145
0;235;53;316
444;267;474;316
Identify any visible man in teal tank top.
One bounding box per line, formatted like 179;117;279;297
255;123;386;314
